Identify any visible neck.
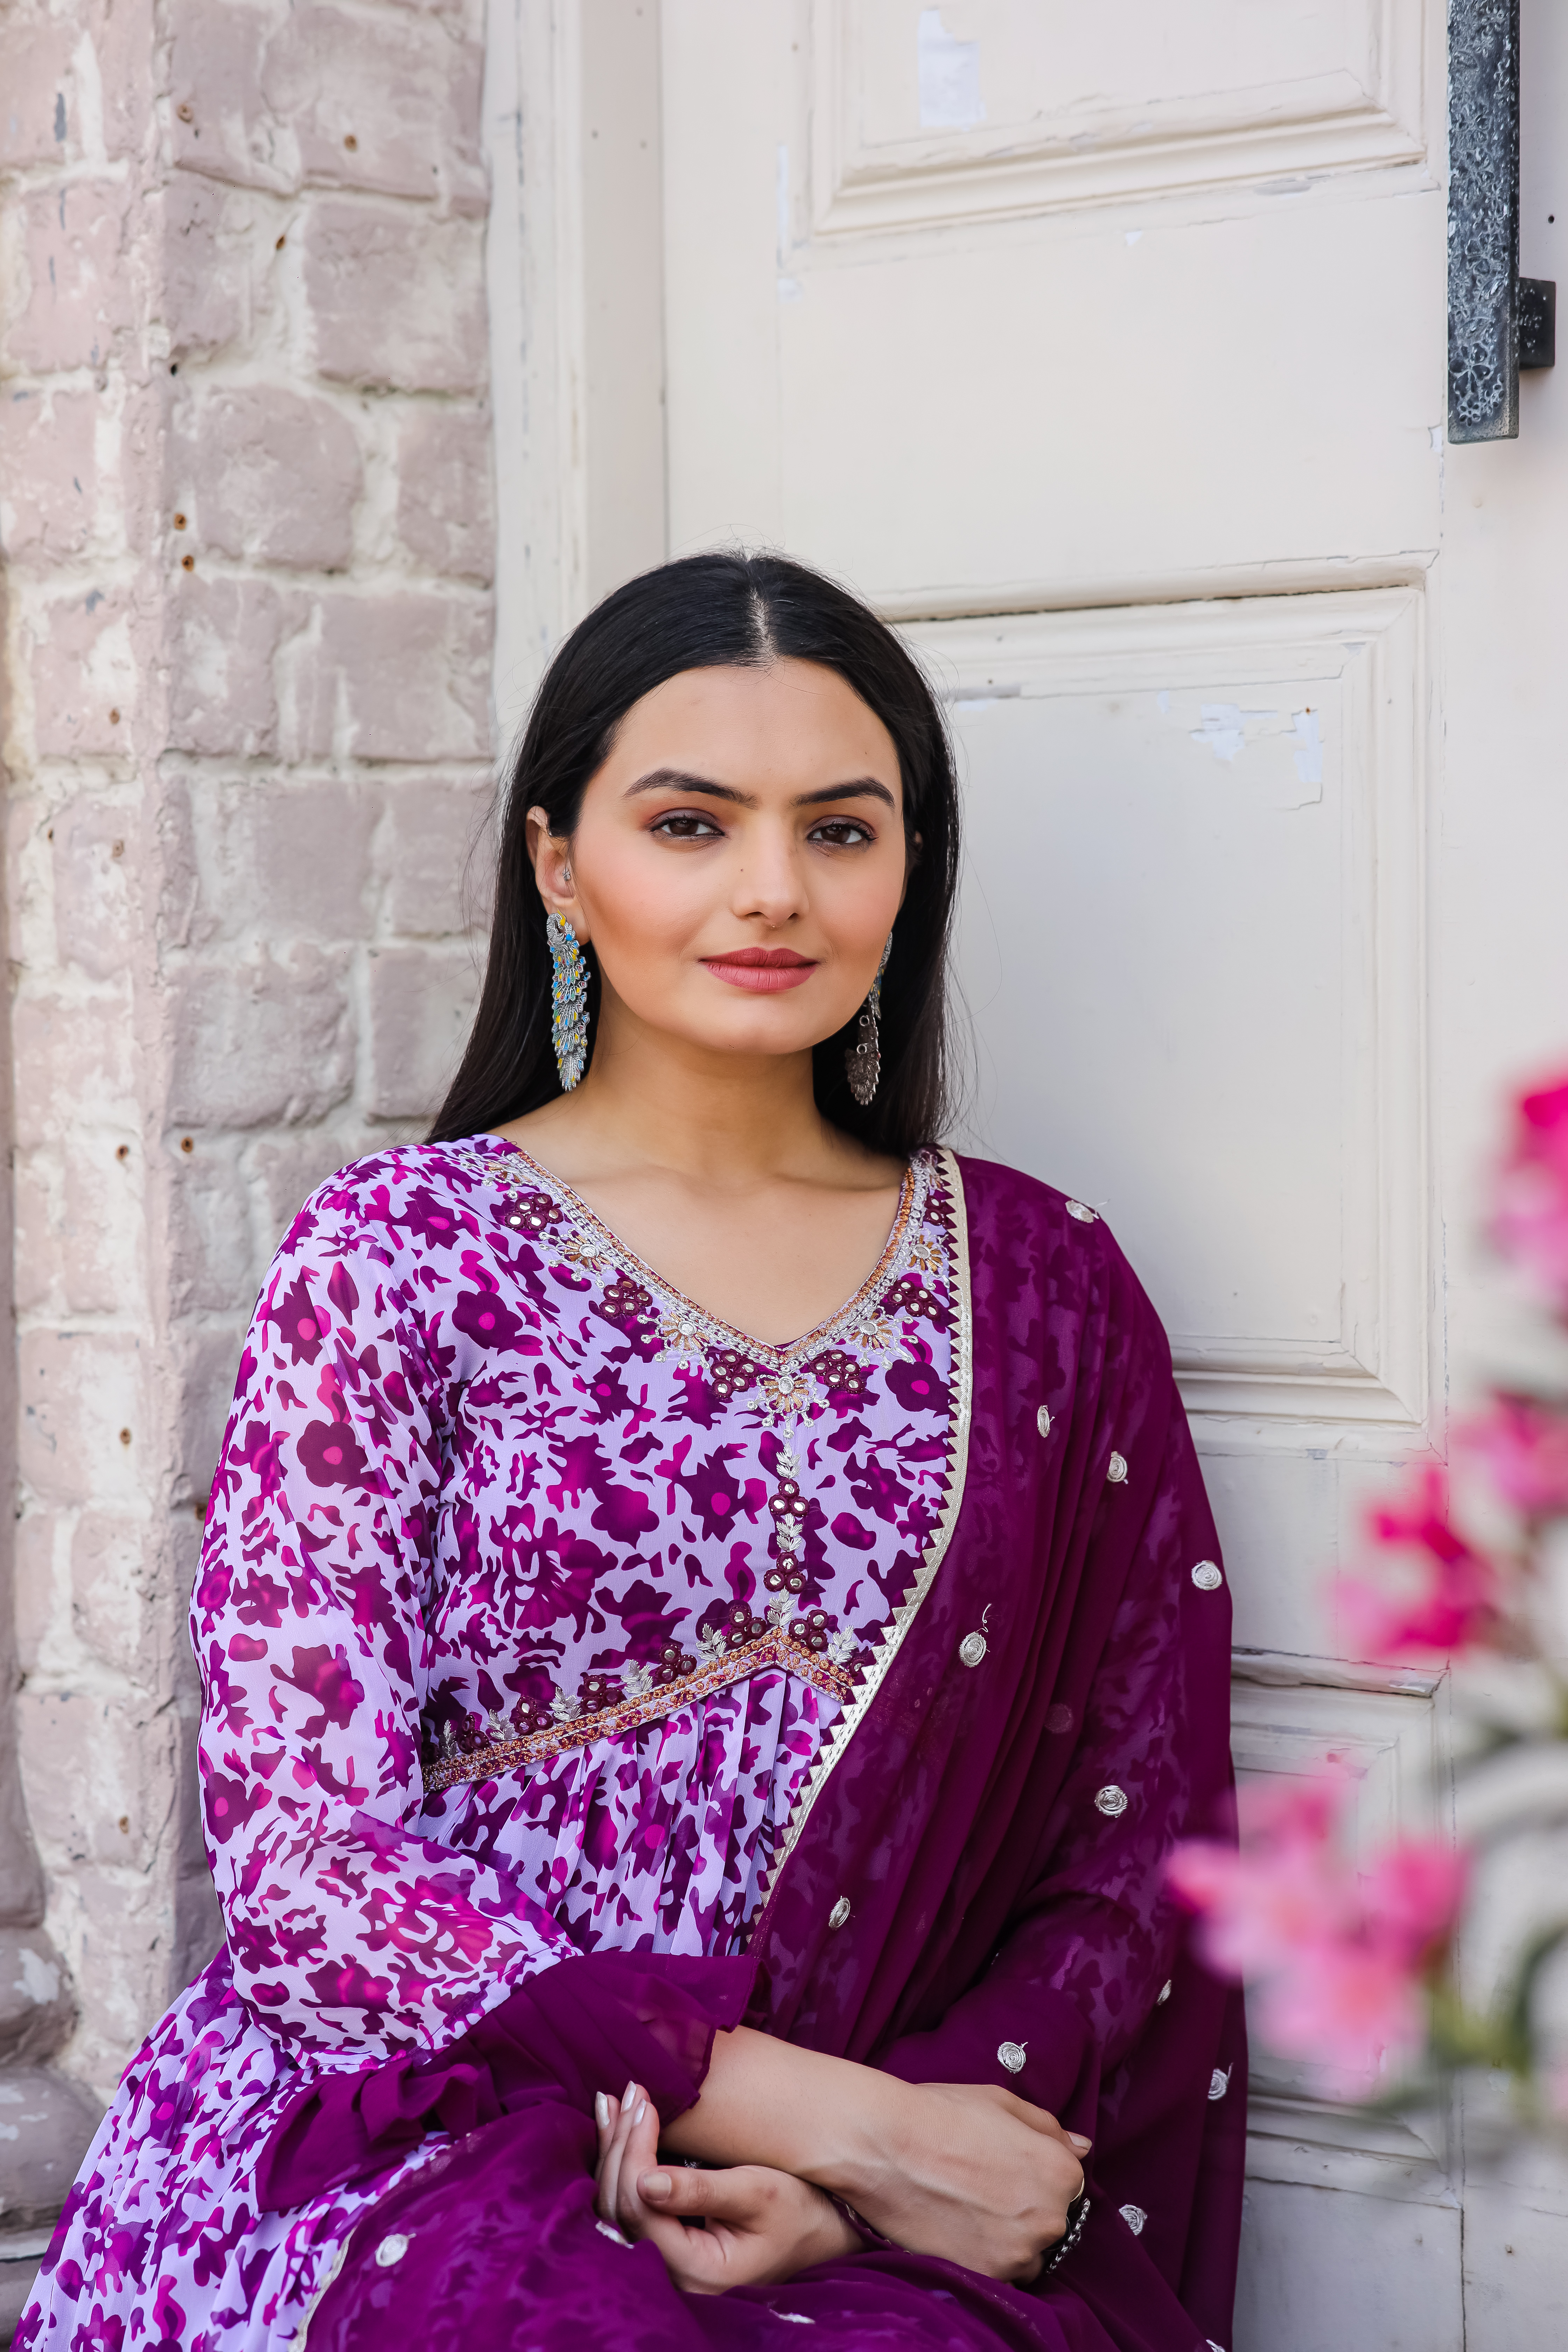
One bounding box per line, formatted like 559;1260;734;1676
512;997;855;1189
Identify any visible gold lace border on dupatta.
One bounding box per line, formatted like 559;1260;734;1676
744;1146;974;1919
423;1626;858;1795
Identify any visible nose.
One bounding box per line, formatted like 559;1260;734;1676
729;818;808;929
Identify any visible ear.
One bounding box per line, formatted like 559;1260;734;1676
526;806;585;935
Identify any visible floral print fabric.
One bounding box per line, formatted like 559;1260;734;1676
23;1138;960;2347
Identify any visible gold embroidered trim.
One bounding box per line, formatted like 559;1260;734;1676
424;1141;954;1806
743;1146;974;1921
472;1139;929;1387
423;1626;860;1795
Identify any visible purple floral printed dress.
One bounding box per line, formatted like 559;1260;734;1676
22;1137;962;2348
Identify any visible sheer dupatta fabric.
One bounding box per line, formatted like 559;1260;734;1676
272;1156;1244;2352
748;1154;1245;2347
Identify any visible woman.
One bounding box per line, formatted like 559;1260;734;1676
22;555;1244;2352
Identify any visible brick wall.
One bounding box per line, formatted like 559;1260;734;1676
0;0;497;2270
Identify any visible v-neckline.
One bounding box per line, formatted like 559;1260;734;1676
478;1135;922;1366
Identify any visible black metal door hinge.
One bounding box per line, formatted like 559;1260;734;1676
1520;276;1556;369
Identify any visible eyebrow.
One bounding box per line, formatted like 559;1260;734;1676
624;766;897;812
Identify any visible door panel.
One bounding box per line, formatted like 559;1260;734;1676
1235;2176;1462;2352
772;202;1443;606
908;591;1427;1436
666;1;1444;607
817;0;1427;231
1229;1654;1442;2102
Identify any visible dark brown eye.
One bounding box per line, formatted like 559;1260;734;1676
809;818;873;847
652;811;721;839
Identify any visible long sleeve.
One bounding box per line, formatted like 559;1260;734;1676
876;1397;1232;2123
193;1187;579;2058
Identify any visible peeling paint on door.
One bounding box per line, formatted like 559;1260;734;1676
917;9;984;131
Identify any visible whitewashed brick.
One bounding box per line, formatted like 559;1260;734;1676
3;182;137;374
48;1860;172;2112
282;589;491;761
19;1688;175;1873
365;942;479;1120
0;390;99;566
0;0;155;170
164;1146;253;1320
70;1514;163;1685
262;5;486;213
11;998;134;1154
167;0;292;195
167;576;285;758
2;0;499;2115
12;1161;60;1320
161;175;258;358
170;1326;251;1504
396;407;495;581
304;201;486;392
173;387;362;570
0;15;82;173
27;594;140;761
12;1515;58;1681
51;799;138;983
377;772;493;937
166;944;356;1127
60;1149;144;1318
194;776;375;942
18;1333;144;1512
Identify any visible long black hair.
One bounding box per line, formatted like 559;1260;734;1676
428;552;961;1157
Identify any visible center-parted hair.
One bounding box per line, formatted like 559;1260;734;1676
428;551;961;1157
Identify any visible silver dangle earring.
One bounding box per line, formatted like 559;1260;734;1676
847;934;893;1108
547;911;590;1090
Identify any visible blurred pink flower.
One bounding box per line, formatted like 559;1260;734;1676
1258;1945;1427;2088
1169;1775;1466;2097
1168;1780;1348;1977
1332;1464;1500;1659
1358;1840;1469;1965
1493;1073;1568;1309
1458;1394;1568;1521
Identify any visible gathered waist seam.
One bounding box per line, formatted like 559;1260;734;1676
422;1632;858;1795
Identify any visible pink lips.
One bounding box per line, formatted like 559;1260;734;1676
700;948;819;994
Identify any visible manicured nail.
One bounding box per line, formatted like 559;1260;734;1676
640;2170;672;2200
1068;2133;1092;2153
594;2092;609;2129
632;2101;646;2126
623;2079;636;2108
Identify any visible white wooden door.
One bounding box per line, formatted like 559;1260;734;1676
488;2;1568;2341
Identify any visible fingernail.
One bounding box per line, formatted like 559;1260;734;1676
632;2101;646;2126
1068;2133;1092;2152
623;2079;636;2107
641;2170;672;2200
594;2092;609;2129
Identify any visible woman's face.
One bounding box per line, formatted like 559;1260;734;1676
530;659;910;1065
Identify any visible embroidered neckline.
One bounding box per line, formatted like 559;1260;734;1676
471;1136;929;1373
419;1144;961;1802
